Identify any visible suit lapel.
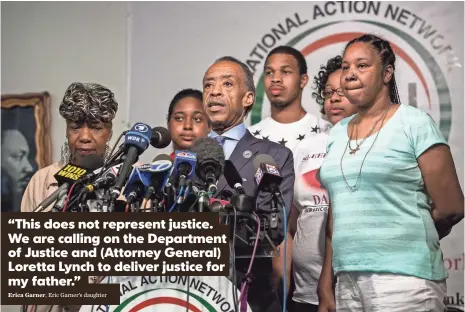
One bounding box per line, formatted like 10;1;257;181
216;130;260;194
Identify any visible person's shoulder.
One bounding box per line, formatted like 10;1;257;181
307;131;330;145
248;118;272;134
398;104;433;123
247;117;271;138
26;162;61;194
327;115;352;137
301;112;331;132
294;132;329;159
21;162;62;212
254;134;293;156
30;162;62;181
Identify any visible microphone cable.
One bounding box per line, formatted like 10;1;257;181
231;205;239;312
105;275;111;312
62;181;78;212
281;202;287;312
168;186;185;212
238;212;261;306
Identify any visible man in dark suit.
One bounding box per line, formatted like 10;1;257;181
202;56;295;312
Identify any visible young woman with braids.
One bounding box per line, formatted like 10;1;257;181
317;34;464;311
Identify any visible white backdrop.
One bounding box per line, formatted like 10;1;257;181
129;1;464;309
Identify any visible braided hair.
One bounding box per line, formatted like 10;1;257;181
343;34;401;105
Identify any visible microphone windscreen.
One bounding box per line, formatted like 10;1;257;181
79;154;105;170
253;154;277;172
224;160;242;188
153;153;173;162
191;137;226;169
151;127;172;148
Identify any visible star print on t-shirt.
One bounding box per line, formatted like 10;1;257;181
311;125;320;133
262;135;269;140
297;134;306;141
253;130;261;136
278;138;287;146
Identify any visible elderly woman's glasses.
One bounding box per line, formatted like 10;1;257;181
321;88;345;99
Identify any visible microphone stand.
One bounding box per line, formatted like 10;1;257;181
197;192;210;213
150;198;159;212
102;190;113;212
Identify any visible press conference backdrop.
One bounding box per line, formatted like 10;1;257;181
129;1;464;309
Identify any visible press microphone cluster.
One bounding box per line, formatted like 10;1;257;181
120;137;229;213
33;122;172;213
35;126;287;245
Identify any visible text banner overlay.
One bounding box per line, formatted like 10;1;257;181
2;212;230;305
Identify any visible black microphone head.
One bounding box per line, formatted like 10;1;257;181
79;154;104;170
253;154;277;172
191;137;225;182
153;153;173;162
224;160;243;189
151;127;171;148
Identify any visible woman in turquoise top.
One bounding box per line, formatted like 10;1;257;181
317;34;464;312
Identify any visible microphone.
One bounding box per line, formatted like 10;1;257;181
223;160;245;194
81;163;122;195
123;166;152;206
43;155;104;212
192;137;225;194
151;127;172;148
124;155;174;207
253;154;286;208
106;126;172;166
169;150;197;190
144;154;173;202
210;198;233;213
110;122;153;202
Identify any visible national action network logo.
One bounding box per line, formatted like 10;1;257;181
246;2;459;142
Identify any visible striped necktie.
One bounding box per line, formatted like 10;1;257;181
214;136;227;147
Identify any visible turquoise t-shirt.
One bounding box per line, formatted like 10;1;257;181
319;104;448;281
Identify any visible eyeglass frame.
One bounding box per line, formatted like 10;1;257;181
321;88;345;99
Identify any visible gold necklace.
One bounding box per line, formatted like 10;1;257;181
348;108;388;155
341;106;390;192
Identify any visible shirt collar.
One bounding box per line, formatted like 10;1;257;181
209;123;246;141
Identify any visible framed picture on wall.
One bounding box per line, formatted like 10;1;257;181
1;92;52;212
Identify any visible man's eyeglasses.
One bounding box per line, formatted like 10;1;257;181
321;88;345;99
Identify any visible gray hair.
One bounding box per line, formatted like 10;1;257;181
59;82;118;123
215;56;256;96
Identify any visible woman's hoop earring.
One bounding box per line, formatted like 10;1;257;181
60;139;71;164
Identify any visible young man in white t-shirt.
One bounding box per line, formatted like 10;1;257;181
248;45;331;311
248;48;331;153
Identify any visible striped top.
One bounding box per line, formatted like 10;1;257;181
319;104;448;281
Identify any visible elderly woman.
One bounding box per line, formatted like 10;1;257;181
21;82;118;213
19;82;118;312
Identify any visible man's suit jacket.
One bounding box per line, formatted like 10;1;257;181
212;130;295;312
215;130;295;226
